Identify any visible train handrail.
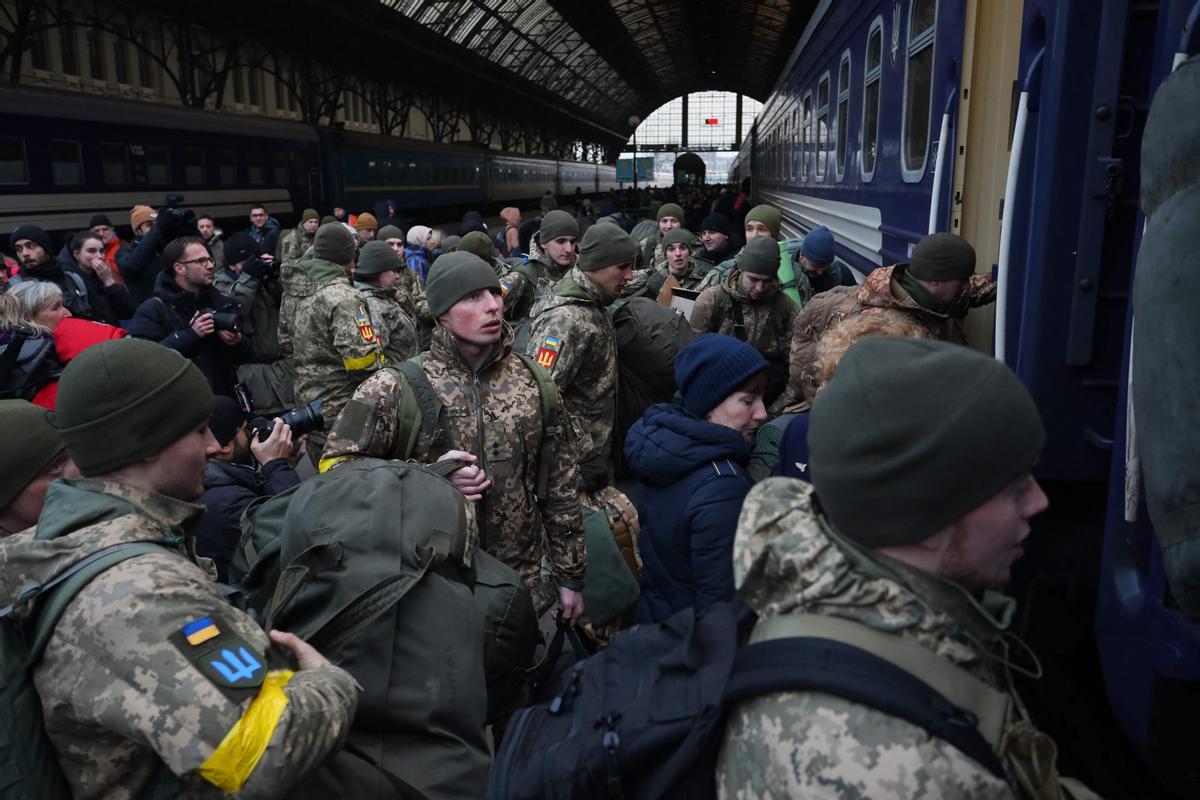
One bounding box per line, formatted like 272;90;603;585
995;47;1045;363
1175;1;1200;70
927;89;957;234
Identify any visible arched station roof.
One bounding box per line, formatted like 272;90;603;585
378;0;816;140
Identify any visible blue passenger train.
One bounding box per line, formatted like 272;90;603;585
0;84;617;236
736;1;1200;795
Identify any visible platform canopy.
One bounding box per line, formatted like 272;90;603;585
378;0;815;140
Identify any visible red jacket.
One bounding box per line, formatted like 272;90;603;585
31;318;127;409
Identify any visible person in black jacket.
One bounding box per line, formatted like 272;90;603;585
623;333;769;623
116;204;174;305
195;396;301;581
126;236;244;396
9;225;95;321
56;231;135;324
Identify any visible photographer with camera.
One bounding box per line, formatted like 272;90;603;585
195;395;304;581
127;236;245;397
215;233;295;414
117;199;196;305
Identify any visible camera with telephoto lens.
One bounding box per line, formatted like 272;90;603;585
249;399;324;442
199;308;242;333
161;194;196;227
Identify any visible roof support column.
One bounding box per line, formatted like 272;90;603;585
681;92;689;149
735;92;744;150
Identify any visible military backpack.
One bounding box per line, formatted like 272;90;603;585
0;542;181;800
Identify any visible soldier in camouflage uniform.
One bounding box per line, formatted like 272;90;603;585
275;208;319;268
636;202;684;271
457;230;536;324
290;223;385;460
718;337;1099;800
323;252;586;618
522;210;579;301
379;224;424;312
0;339;356;798
527;223;635;493
690;236;798;406
0;399;76;536
779;232;998;407
353;241;419;364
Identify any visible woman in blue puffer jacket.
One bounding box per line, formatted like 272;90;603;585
624;333;769;624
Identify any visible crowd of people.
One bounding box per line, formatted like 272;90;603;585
0;182;1090;798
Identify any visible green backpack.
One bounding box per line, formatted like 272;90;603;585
0;542;180;800
391;354;561;500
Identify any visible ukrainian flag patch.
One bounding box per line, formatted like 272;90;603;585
182;616;220;646
535;336;561;369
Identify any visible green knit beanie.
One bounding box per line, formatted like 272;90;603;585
356;240;401;277
739;236;781;276
538;210;579;243
55;339;214;476
458;231;494;260
662;227;696;250
908;232;977;282
313;222;356;265
301;208;319;223
745;205;781;238
378;225;405;242
657;203;685;222
578;223;637;272
0;400;64;511
425;252;500;318
809;337;1045;548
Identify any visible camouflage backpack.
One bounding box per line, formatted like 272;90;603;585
0;542;180;800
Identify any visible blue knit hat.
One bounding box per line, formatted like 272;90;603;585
801;226;835;264
675;334;769;416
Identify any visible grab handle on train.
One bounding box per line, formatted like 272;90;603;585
927;89;957;235
1175;1;1200;70
995;47;1045;364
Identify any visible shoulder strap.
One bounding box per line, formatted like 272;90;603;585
729;298;747;341
735;613;1011;774
710;288;730;333
66;271;87;296
394;357;442;458
0;329;28;390
515;353;561;499
0;542;170;664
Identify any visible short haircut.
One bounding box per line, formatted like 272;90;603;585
196;214;215;224
163;236;207;269
249;205;267;214
68;229;102;255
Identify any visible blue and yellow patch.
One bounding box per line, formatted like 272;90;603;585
182;616;220;646
499;277;512;297
535;336;561;370
354;310;377;344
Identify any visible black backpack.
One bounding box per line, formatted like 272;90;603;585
489;601;1008;800
0;333;60;401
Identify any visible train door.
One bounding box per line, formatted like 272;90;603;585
951;0;1024;353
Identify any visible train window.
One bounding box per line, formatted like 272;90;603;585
801;93;812;182
0;137;28;184
218;149;237;184
100;143;129;185
273;151;290;184
49;140;84;185
836;52;851;181
184;147;205;185
246;151;264;184
902;0;937;181
145;145;170;185
862;17;884;182
817;74;830;181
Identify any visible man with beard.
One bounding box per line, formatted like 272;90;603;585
127;236;244;397
8;225;96;320
195;396;302;581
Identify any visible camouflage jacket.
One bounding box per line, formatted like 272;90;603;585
354;281;419;364
718;478;1018;799
528;266;619;491
275;226;314;269
782;264;998;405
321;325;586;598
494;258;538;323
278;255;319;358
637;233;665;271
290;258;385;452
0;478;357;799
688;270;799;366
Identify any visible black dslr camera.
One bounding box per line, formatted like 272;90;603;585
199;308;242;333
161;194;196;228
249;400;324;442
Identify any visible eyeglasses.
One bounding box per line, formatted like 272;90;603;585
179;256;215;267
